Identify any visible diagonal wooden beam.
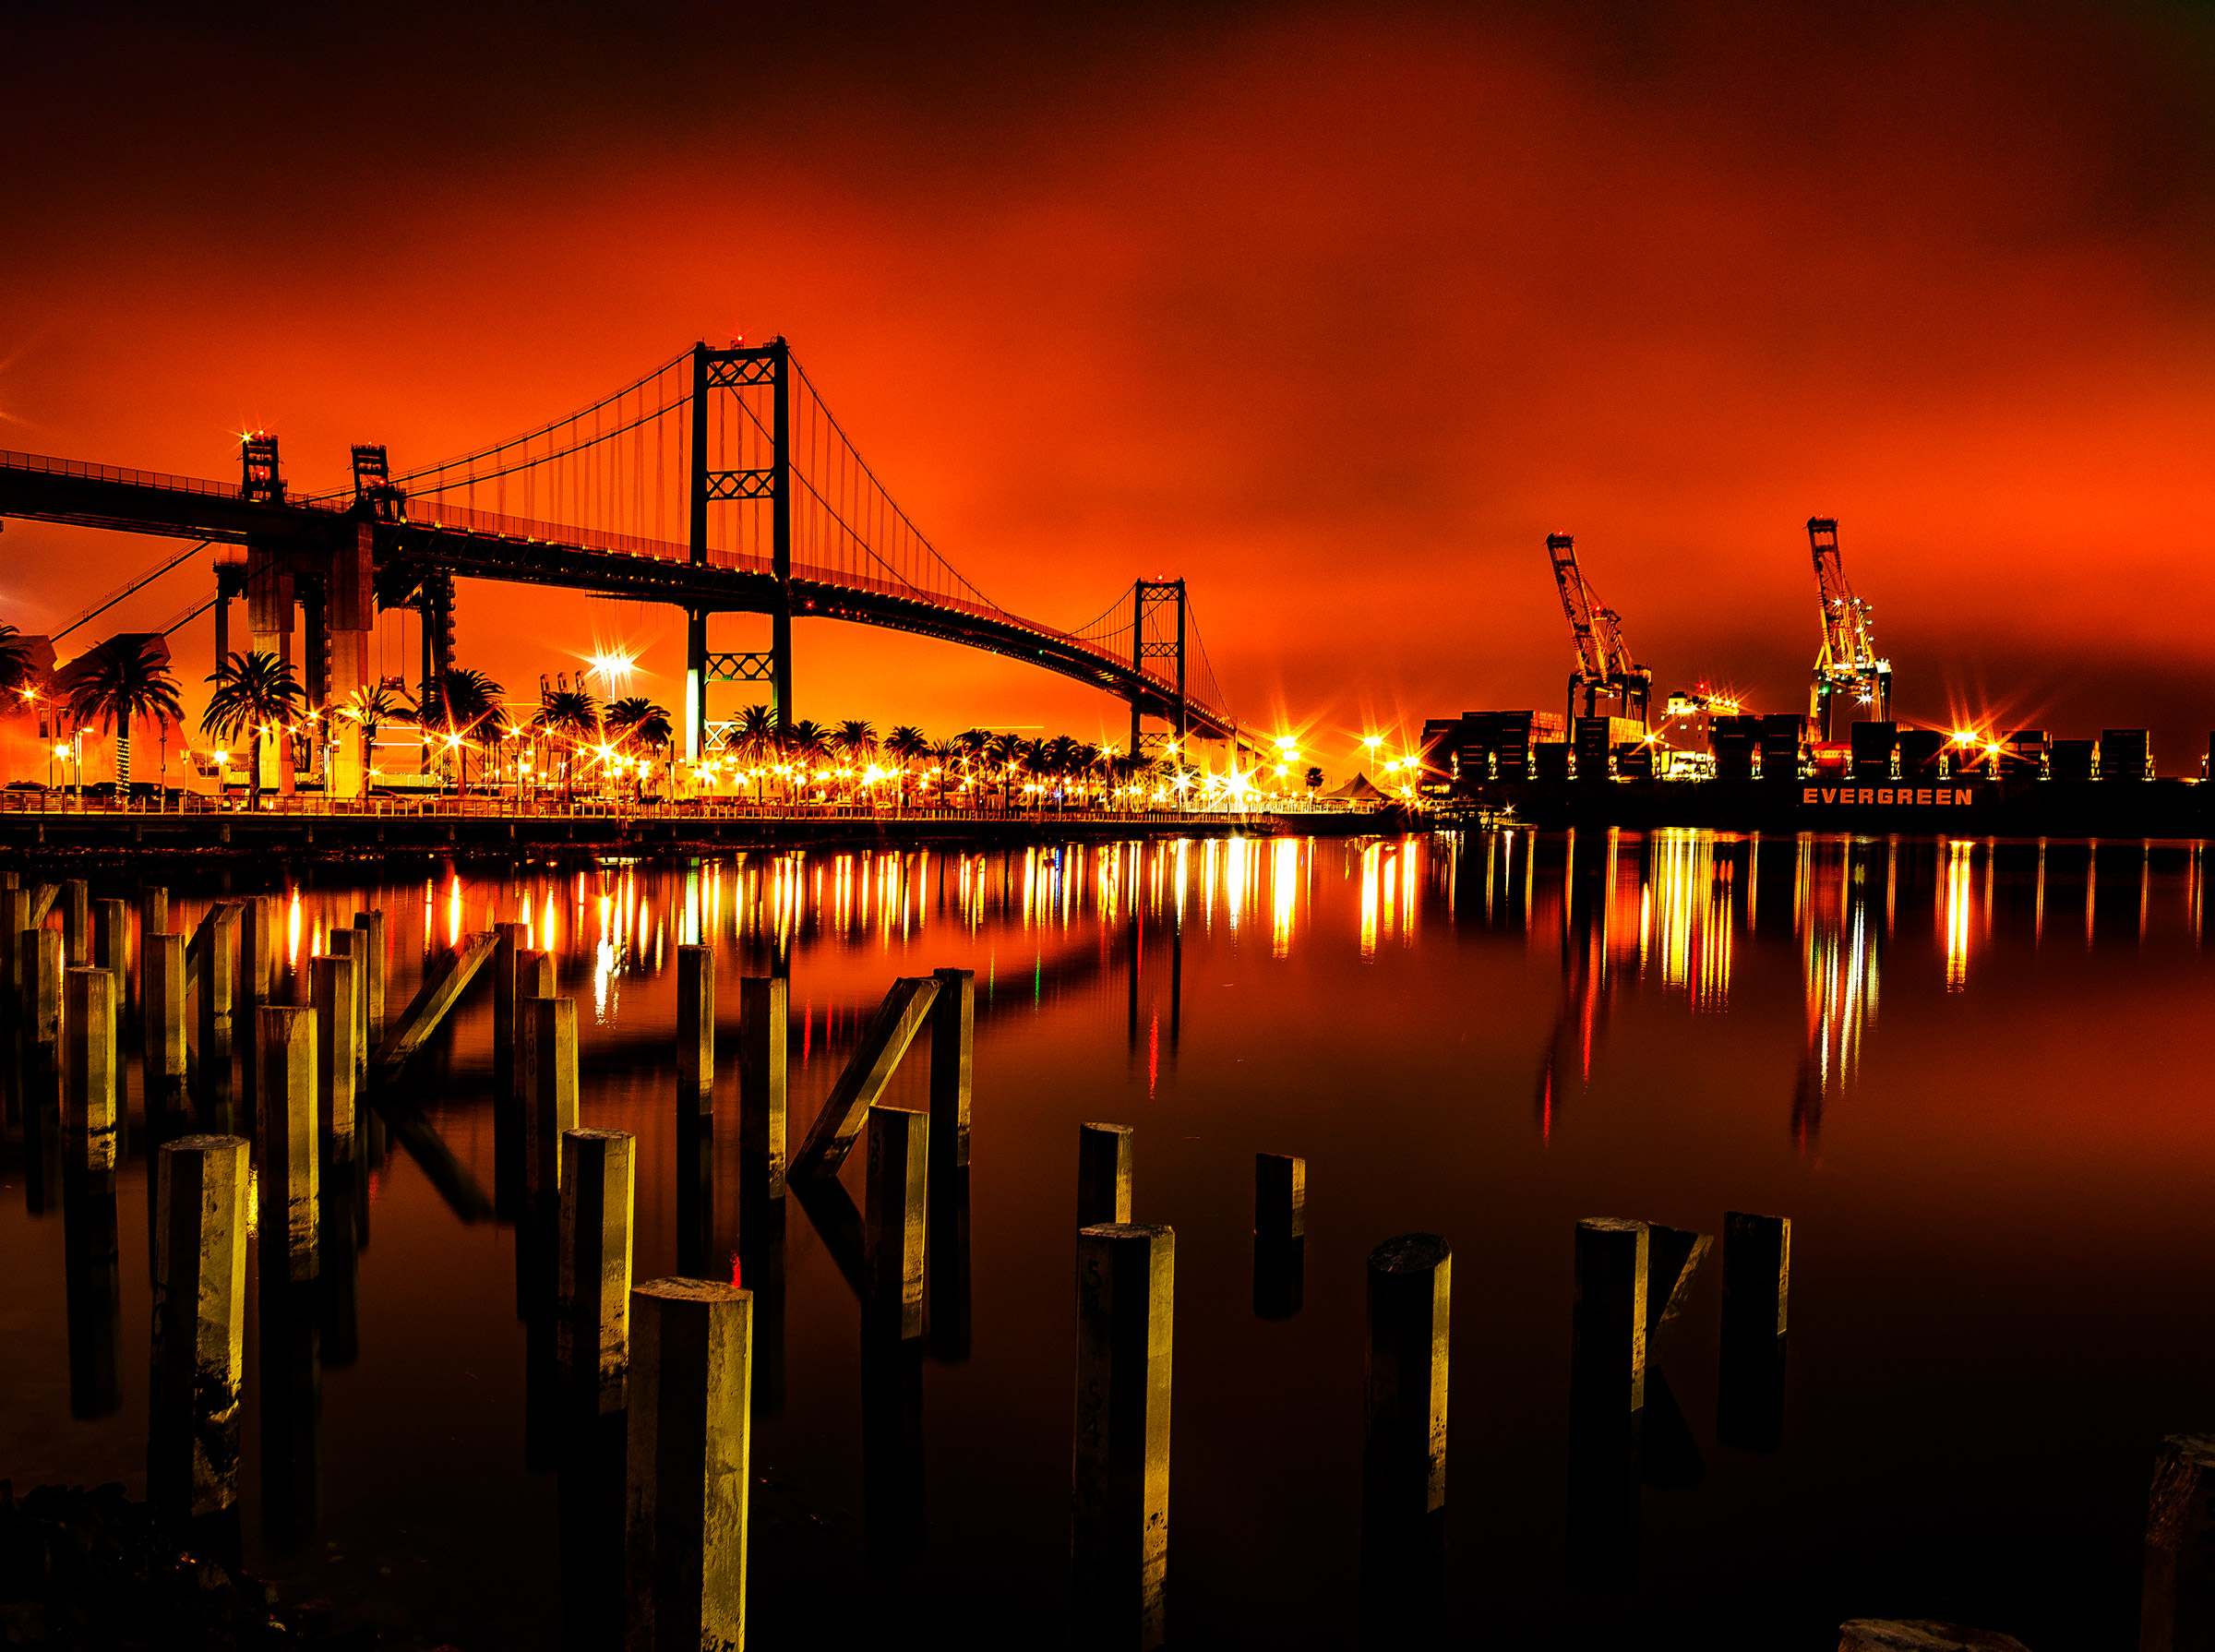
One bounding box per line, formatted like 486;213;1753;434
29;883;57;926
371;928;498;1079
788;976;940;1181
1643;1222;1713;1343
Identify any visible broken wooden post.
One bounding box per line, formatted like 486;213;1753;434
2143;1433;2215;1652
1078;1121;1134;1227
676;944;712;1121
493;921;525;1107
312;954;358;1160
62;877;88;966
256;1006;319;1282
351;910;385;1040
1568;1216;1647;1590
739;974;788;1196
371;927;497;1078
149;1133;249;1521
1072;1221;1174;1651
62;966;118;1174
521;995;579;1207
1359;1233;1449;1641
559;1128;635;1418
789;975;939;1180
625;1278;752;1652
91;896;127;976
865;1105;929;1341
1254;1152;1306;1320
144;930;188;1119
1718;1210;1790;1454
929;965;973;1171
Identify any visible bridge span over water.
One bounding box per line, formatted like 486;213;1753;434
0;339;1239;795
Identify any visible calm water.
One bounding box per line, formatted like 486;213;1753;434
3;832;2212;1649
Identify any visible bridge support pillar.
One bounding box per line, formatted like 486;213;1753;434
683;608;706;768
323;525;375;801
246;541;297;796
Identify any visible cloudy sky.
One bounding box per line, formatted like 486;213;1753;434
5;0;2211;761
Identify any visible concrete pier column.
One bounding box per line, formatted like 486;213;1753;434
739;975;787;1195
326;928;366;1074
864;1105;928;1341
149;1134;249;1521
929;965;974;1171
1568;1216;1647;1590
625;1278;753;1652
676;944;712;1121
312;955;358;1159
238;895;275;1016
1718;1210;1790;1453
1078;1120;1134;1227
62;878;88;966
493;921;525;1107
1359;1233;1450;1642
521;996;579;1208
139;886;168;952
351;910;385;1040
1254;1153;1306;1319
255;1006;319;1282
91;896;127;977
499;949;556;1221
1072;1221;1174;1651
193;903;238;1088
560;1128;635;1418
62;967;118;1174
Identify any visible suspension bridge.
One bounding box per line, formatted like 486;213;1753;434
0;339;1239;796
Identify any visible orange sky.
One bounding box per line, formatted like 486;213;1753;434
4;2;2212;771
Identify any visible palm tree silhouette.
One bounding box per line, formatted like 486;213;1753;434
605;697;674;799
534;688;601;802
202;651;304;808
66;637;185;795
424;668;503;796
784;720;828;800
341;682;413;791
0;626;38;700
884;724;928;806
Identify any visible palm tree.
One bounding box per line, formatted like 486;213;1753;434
66;637;185;795
202;651;304;807
784;719;829;801
605;697;673;799
732;703;778;799
534;688;601;802
341;682;413;790
0;626;37;700
881;724;928;806
923;737;961;806
425;667;503;796
986;732;1025;810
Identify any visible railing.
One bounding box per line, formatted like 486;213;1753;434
0;449;345;512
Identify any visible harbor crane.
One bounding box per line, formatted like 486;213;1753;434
1546;533;1650;728
1805;516;1891;738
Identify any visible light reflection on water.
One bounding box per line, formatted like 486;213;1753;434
2;829;2212;1651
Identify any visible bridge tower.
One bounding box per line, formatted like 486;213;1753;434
1129;579;1188;763
686;338;791;761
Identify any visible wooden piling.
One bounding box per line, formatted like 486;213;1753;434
62;878;88;966
143;932;188;1121
1254;1153;1307;1320
149;1133;249;1520
1718;1211;1790;1453
676;944;712;1120
91;896;127;977
140;887;168;952
1361;1233;1450;1539
1078;1121;1134;1227
1072;1221;1175;1651
312;954;359;1158
521;995;579;1205
1567;1217;1648;1591
560;1128;635;1418
62;967;118;1174
256;1006;319;1282
0;886;28;1000
192;902;237;1056
237;895;274;1013
625;1278;752;1652
929;966;974;1172
351;910;385;1039
22;926;61;1048
2143;1433;2215;1652
493;921;525;1107
864;1105;929;1341
738;975;787;1196
326;928;366;1073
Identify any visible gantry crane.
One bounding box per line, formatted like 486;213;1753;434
1805;516;1891;738
1546;533;1650;728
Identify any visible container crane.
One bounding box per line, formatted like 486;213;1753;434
1546;533;1650;728
1805;516;1891;738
